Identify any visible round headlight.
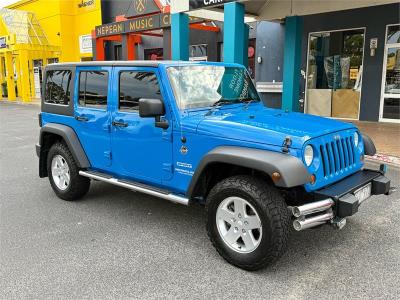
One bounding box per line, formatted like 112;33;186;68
304;145;314;166
354;132;359;146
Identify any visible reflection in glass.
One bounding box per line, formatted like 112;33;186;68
167;66;260;110
306;29;364;119
385;47;400;94
382;98;400;120
387;25;400;44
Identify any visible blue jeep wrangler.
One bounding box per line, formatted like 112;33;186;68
36;61;392;270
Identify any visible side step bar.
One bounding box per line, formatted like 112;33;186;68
79;170;189;206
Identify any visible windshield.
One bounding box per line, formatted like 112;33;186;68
167;65;260;110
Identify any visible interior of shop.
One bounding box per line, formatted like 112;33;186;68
305;28;365;120
381;24;400;121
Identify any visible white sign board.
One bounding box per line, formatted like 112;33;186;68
33;67;41;98
79;34;93;54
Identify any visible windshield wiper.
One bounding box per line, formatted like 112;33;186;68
243;98;259;110
205;99;237;116
211;99;235;107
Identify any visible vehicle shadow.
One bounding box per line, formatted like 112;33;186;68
79;181;373;273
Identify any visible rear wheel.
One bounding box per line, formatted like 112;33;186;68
47;142;90;201
206;175;290;271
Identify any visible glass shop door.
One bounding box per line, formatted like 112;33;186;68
380;24;400;123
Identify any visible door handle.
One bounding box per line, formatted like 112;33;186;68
112;120;128;128
75;115;88;122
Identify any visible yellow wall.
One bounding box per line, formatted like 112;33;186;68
5;0;102;62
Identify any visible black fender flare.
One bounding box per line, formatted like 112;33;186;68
38;123;90;176
186;146;311;197
362;134;376;156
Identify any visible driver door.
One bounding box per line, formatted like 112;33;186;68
110;67;173;185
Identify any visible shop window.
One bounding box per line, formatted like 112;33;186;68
144;48;163;60
387;25;400;44
114;45;122;60
78;71;108;109
119;71;162;112
305;29;365;119
44;70;71;105
47;58;59;64
248;39;256;79
380;24;400;121
190;44;207;61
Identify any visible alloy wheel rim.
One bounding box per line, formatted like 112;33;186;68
51;155;70;191
216;196;262;253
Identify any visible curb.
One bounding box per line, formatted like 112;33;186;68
366;154;400;169
1;99;41;106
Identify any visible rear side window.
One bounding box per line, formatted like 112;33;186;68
44;70;71;105
119;71;162;112
78;71;108;109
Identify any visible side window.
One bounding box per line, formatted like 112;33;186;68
78;71;108;109
44;70;71;105
119;71;162;112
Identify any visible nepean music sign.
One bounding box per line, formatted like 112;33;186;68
96;14;204;37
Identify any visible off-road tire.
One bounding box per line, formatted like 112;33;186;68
206;175;290;271
47;142;90;201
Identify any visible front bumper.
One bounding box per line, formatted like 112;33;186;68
292;167;392;231
314;168;391;218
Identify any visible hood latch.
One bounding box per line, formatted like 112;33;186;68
282;136;292;153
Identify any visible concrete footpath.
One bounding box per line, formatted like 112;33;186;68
351;121;400;166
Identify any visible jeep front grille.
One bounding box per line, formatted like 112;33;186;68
320;136;356;177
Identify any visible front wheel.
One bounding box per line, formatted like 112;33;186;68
47;142;90;201
206;175;290;271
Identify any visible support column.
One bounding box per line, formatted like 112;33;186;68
282;16;303;112
171;13;189;61
0;55;6;99
95;38;105;61
223;2;246;65
127;35;136;60
163;28;171;60
4;51;16;101
0;56;4;85
15;56;22;99
242;23;249;68
19;50;31;102
0;56;4;99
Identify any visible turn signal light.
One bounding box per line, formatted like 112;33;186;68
310;174;316;185
271;172;281;183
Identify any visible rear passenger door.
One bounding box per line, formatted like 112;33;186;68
110;67;173;184
73;67;112;170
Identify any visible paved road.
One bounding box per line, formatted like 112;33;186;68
1;102;399;299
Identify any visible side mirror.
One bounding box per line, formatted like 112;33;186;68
139;98;165;118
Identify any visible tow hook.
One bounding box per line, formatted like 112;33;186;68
331;217;347;230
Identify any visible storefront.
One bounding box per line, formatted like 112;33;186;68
171;0;399;123
0;0;102;102
300;3;400;123
95;0;257;77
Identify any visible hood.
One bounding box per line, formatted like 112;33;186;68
184;103;355;149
